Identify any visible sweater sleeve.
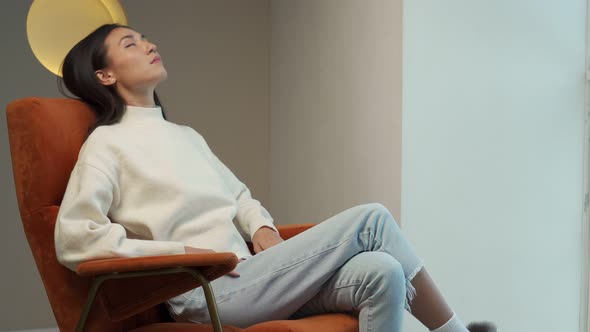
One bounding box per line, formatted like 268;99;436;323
55;162;186;271
194;131;278;240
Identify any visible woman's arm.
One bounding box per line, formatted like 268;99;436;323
192;128;279;239
55;163;186;271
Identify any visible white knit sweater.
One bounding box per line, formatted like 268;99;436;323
55;105;277;271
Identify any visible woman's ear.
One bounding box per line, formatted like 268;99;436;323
95;69;116;86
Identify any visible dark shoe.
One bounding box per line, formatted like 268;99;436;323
467;321;498;332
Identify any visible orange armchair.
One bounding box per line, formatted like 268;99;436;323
6;97;358;332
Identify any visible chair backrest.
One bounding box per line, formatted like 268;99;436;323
6;97;170;332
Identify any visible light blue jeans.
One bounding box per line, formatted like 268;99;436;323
166;203;424;332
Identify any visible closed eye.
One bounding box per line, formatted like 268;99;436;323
125;43;136;48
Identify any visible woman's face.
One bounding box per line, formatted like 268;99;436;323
95;27;167;91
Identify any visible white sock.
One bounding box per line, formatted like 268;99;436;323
430;313;469;332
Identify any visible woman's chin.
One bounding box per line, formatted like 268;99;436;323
147;73;168;88
156;70;168;84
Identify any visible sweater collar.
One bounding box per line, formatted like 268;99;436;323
122;104;164;122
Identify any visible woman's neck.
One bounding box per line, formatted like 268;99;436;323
117;85;156;108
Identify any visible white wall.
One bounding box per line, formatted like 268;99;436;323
270;0;404;224
402;1;586;331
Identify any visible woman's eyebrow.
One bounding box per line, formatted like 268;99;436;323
119;34;146;45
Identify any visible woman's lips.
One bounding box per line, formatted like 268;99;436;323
151;56;161;64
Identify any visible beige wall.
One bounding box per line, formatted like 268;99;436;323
0;1;270;329
269;0;403;224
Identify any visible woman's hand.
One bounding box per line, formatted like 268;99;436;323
184;246;240;277
252;226;284;254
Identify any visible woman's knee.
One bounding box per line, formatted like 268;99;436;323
355;202;399;230
360;202;395;220
355;252;405;287
361;253;407;306
362;202;389;214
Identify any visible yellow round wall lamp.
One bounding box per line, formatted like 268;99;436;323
26;0;128;77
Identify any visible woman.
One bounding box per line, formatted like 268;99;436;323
55;23;496;332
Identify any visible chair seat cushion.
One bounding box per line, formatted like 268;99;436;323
244;313;358;332
129;313;358;332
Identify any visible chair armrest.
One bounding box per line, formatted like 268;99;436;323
76;252;238;277
75;253;238;322
276;223;317;240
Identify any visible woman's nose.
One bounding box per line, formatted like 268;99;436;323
145;41;157;54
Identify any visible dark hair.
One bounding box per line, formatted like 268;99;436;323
58;23;168;137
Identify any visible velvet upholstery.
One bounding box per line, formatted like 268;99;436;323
6;97;358;332
77;253;239;277
131;314;358;332
245;314;359;332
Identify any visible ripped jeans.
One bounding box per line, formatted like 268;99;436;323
166;203;424;332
